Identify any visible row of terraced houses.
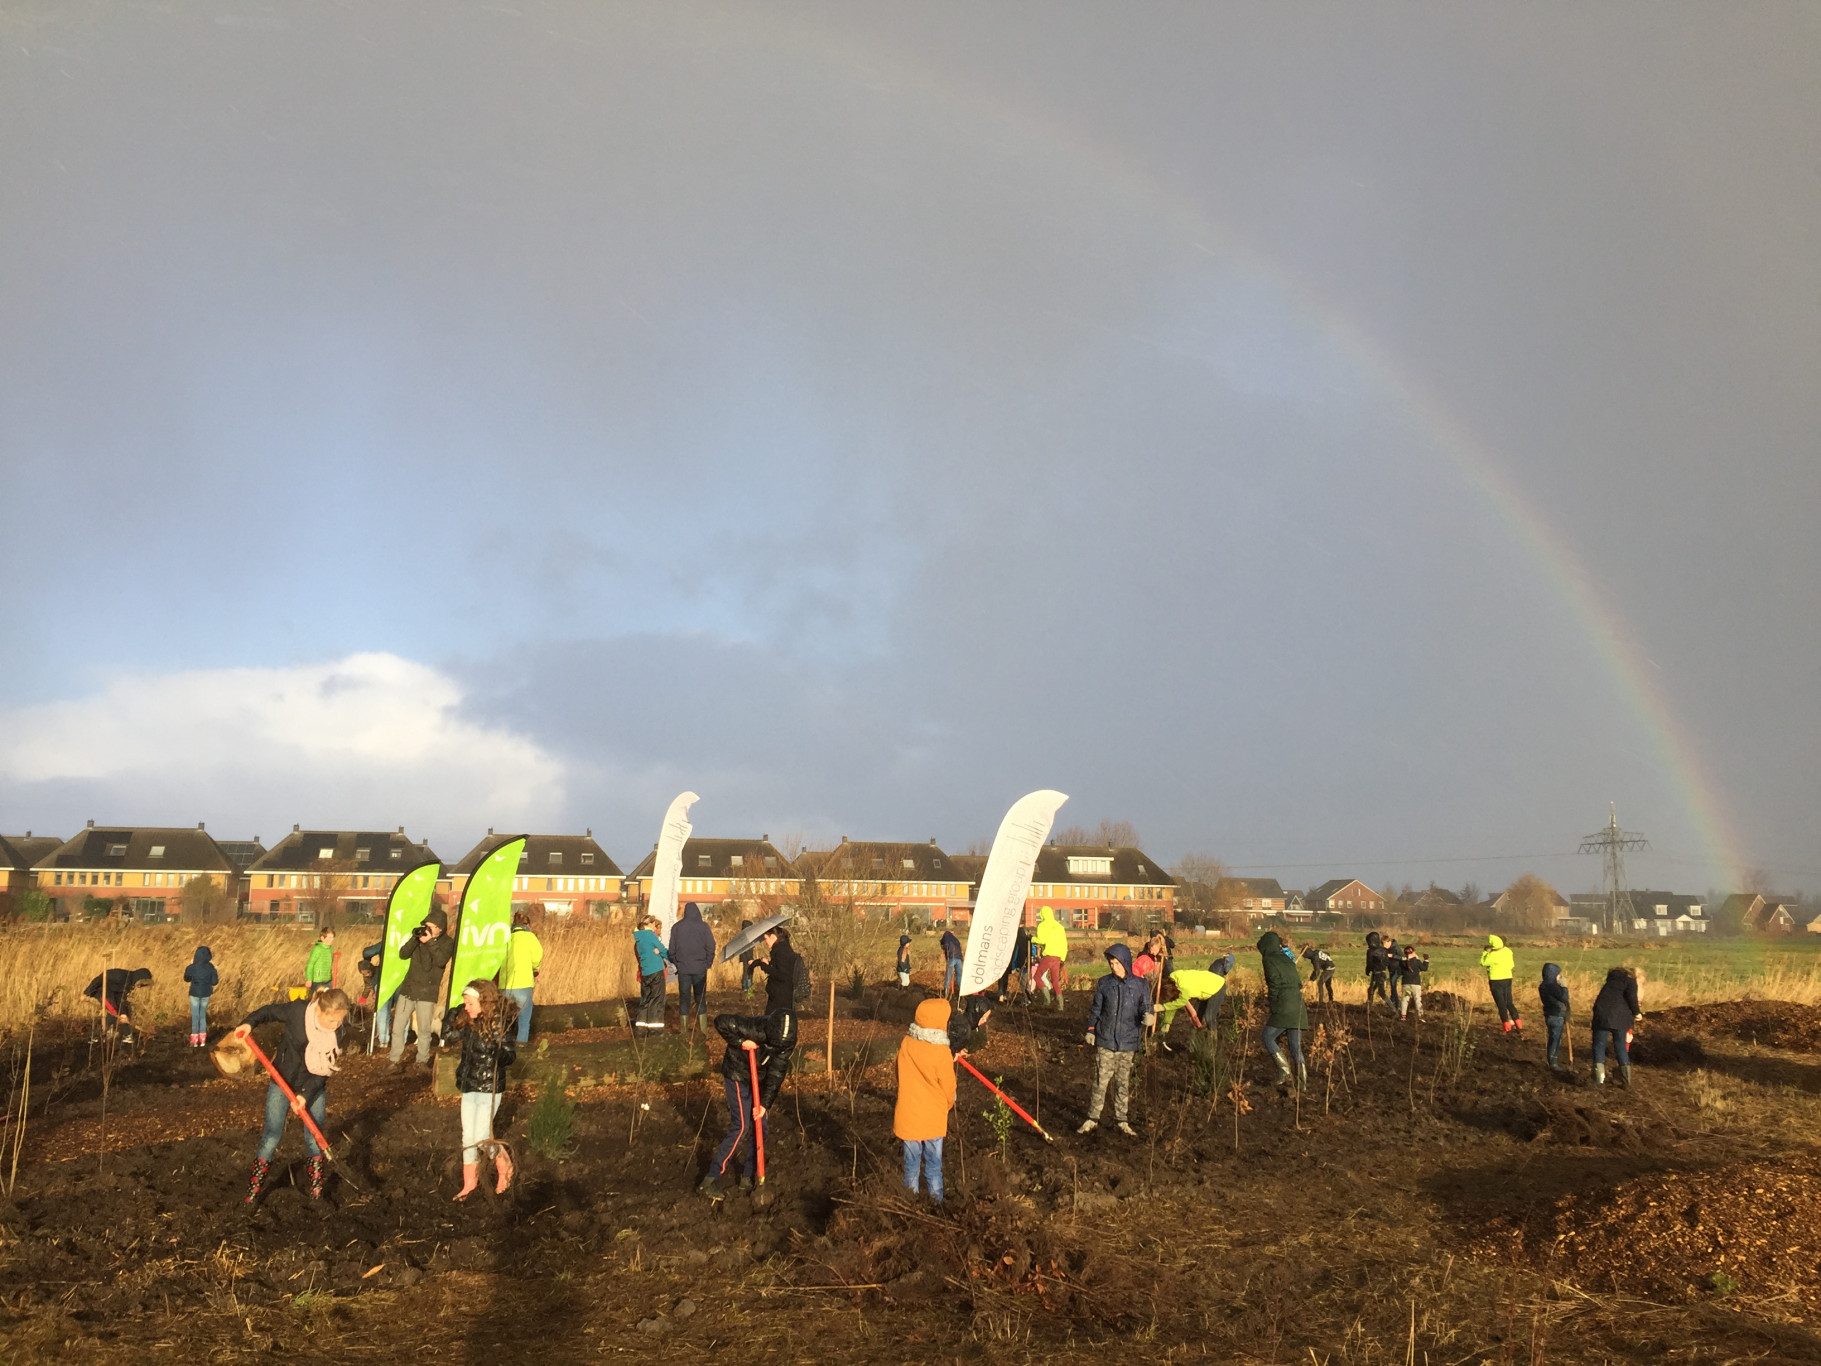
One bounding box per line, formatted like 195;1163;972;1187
0;823;1182;930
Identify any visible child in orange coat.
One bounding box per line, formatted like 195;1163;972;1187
894;998;957;1203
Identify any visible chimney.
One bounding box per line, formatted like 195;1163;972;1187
87;819;94;829
586;827;591;837
488;827;493;836
293;823;300;832
198;821;205;830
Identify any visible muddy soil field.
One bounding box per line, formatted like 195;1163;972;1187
3;982;1821;1364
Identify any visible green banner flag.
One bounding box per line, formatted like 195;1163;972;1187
448;836;526;1006
377;861;443;1004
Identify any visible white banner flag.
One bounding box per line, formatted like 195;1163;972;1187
960;790;1068;995
647;791;698;942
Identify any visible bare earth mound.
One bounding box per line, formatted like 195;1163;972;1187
1645;1000;1821;1053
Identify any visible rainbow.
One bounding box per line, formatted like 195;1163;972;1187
741;13;1746;883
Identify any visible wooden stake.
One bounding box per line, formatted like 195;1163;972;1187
826;977;836;1076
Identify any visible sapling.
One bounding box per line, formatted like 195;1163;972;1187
982;1077;1014;1164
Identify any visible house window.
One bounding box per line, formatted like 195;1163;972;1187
698;854;712;869
730;854;744;868
581;853;594;865
932;859;943;870
1067;856;1112;876
107;843;127;857
265;875;275;889
355;848;370;862
318;848;334;859
149;845;165;859
389;849;401;860
902;859;916;870
550;852;563;866
1137;864;1147;875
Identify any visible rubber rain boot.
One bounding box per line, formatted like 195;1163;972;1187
1593;1064;1606;1086
1273;1056;1293;1087
494;1146;514;1195
700;1175;723;1200
454;1161;480;1201
244;1158;271;1207
1619;1064;1632;1089
738;1173;753;1191
1295;1062;1308;1090
306;1155;327;1200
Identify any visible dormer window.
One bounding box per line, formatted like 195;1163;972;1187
580;853;594;865
148;846;165;859
902;858;915;870
765;856;779;871
932;858;942;870
549;851;563;866
107;843;127;857
317;848;334;860
1067;856;1113;877
388;849;401;861
698;854;712;869
730;854;744;868
355;848;370;862
1137;864;1147;876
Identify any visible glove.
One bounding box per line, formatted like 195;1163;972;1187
1084;1031;1096;1046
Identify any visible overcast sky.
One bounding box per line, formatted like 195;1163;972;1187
2;3;1815;895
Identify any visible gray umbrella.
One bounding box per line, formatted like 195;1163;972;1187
719;910;796;964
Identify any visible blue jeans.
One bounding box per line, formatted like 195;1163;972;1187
1591;1027;1630;1067
258;1081;325;1160
375;992;396;1047
943;959;961;995
710;1075;765;1181
504;986;534;1044
1545;1014;1566;1068
902;1137;944;1202
677;972;707;1024
189;996;209;1035
1261;1025;1304;1067
740;962;755;993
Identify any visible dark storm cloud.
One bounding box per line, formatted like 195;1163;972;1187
1;3;1814;891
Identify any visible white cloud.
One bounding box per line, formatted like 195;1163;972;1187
0;653;565;837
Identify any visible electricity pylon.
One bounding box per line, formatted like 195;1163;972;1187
1578;803;1649;933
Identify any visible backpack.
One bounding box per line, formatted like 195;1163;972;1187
792;955;812;1006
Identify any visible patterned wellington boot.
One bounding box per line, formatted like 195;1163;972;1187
306;1155;327;1200
244;1158;271;1206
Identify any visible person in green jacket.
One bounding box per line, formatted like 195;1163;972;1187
305;928;337;994
1257;931;1310;1088
1479;934;1523;1033
1031;906;1070;1010
499;911;544;1045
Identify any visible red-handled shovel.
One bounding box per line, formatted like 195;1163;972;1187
957;1054;1053;1142
241;1033;336;1159
747;1047;766;1185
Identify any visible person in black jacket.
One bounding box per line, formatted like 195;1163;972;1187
85;967;153;1044
668;902;718;1040
1302;944;1337;1004
702;1008;796;1197
940;928;963;998
739;920;758;995
752;926;804;1017
1539;963;1571;1071
994;926;1031;1004
233;988;351;1204
896;932;913;989
1590;966;1642;1087
440;979;519;1200
1396;946;1430;1020
389;907;455;1069
183;949;217;1047
1364;933;1390;1012
947;993;993;1052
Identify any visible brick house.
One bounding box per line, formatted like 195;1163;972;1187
34;822;242;921
623;837;802;917
1023;845;1177;930
1308;878;1386;917
1;832;62;903
246;826;441;922
796;839;970;922
1210;877;1289;918
447;829;623;918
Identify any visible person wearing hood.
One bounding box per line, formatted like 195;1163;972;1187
702;1004;797;1198
1257;931;1310;1087
1539;963;1571;1071
1078;944;1153;1135
84;967;153;1044
233;987;351;1204
1302;943;1337;1004
939;928;964;998
1157;959;1228;1042
632;915;670;1031
1032;905;1070;1010
668;902;718;1038
896;932;913;988
500;910;544;1045
389;906;455;1067
1590;966;1642;1087
947;993;993;1052
895;998;957;1203
1364;933;1391;1012
183;946;218;1047
1480;935;1522;1033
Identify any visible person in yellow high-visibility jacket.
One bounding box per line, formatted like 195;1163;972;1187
1030;906;1070;1010
499;911;545;1045
1157;958;1231;1045
1479;934;1522;1033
